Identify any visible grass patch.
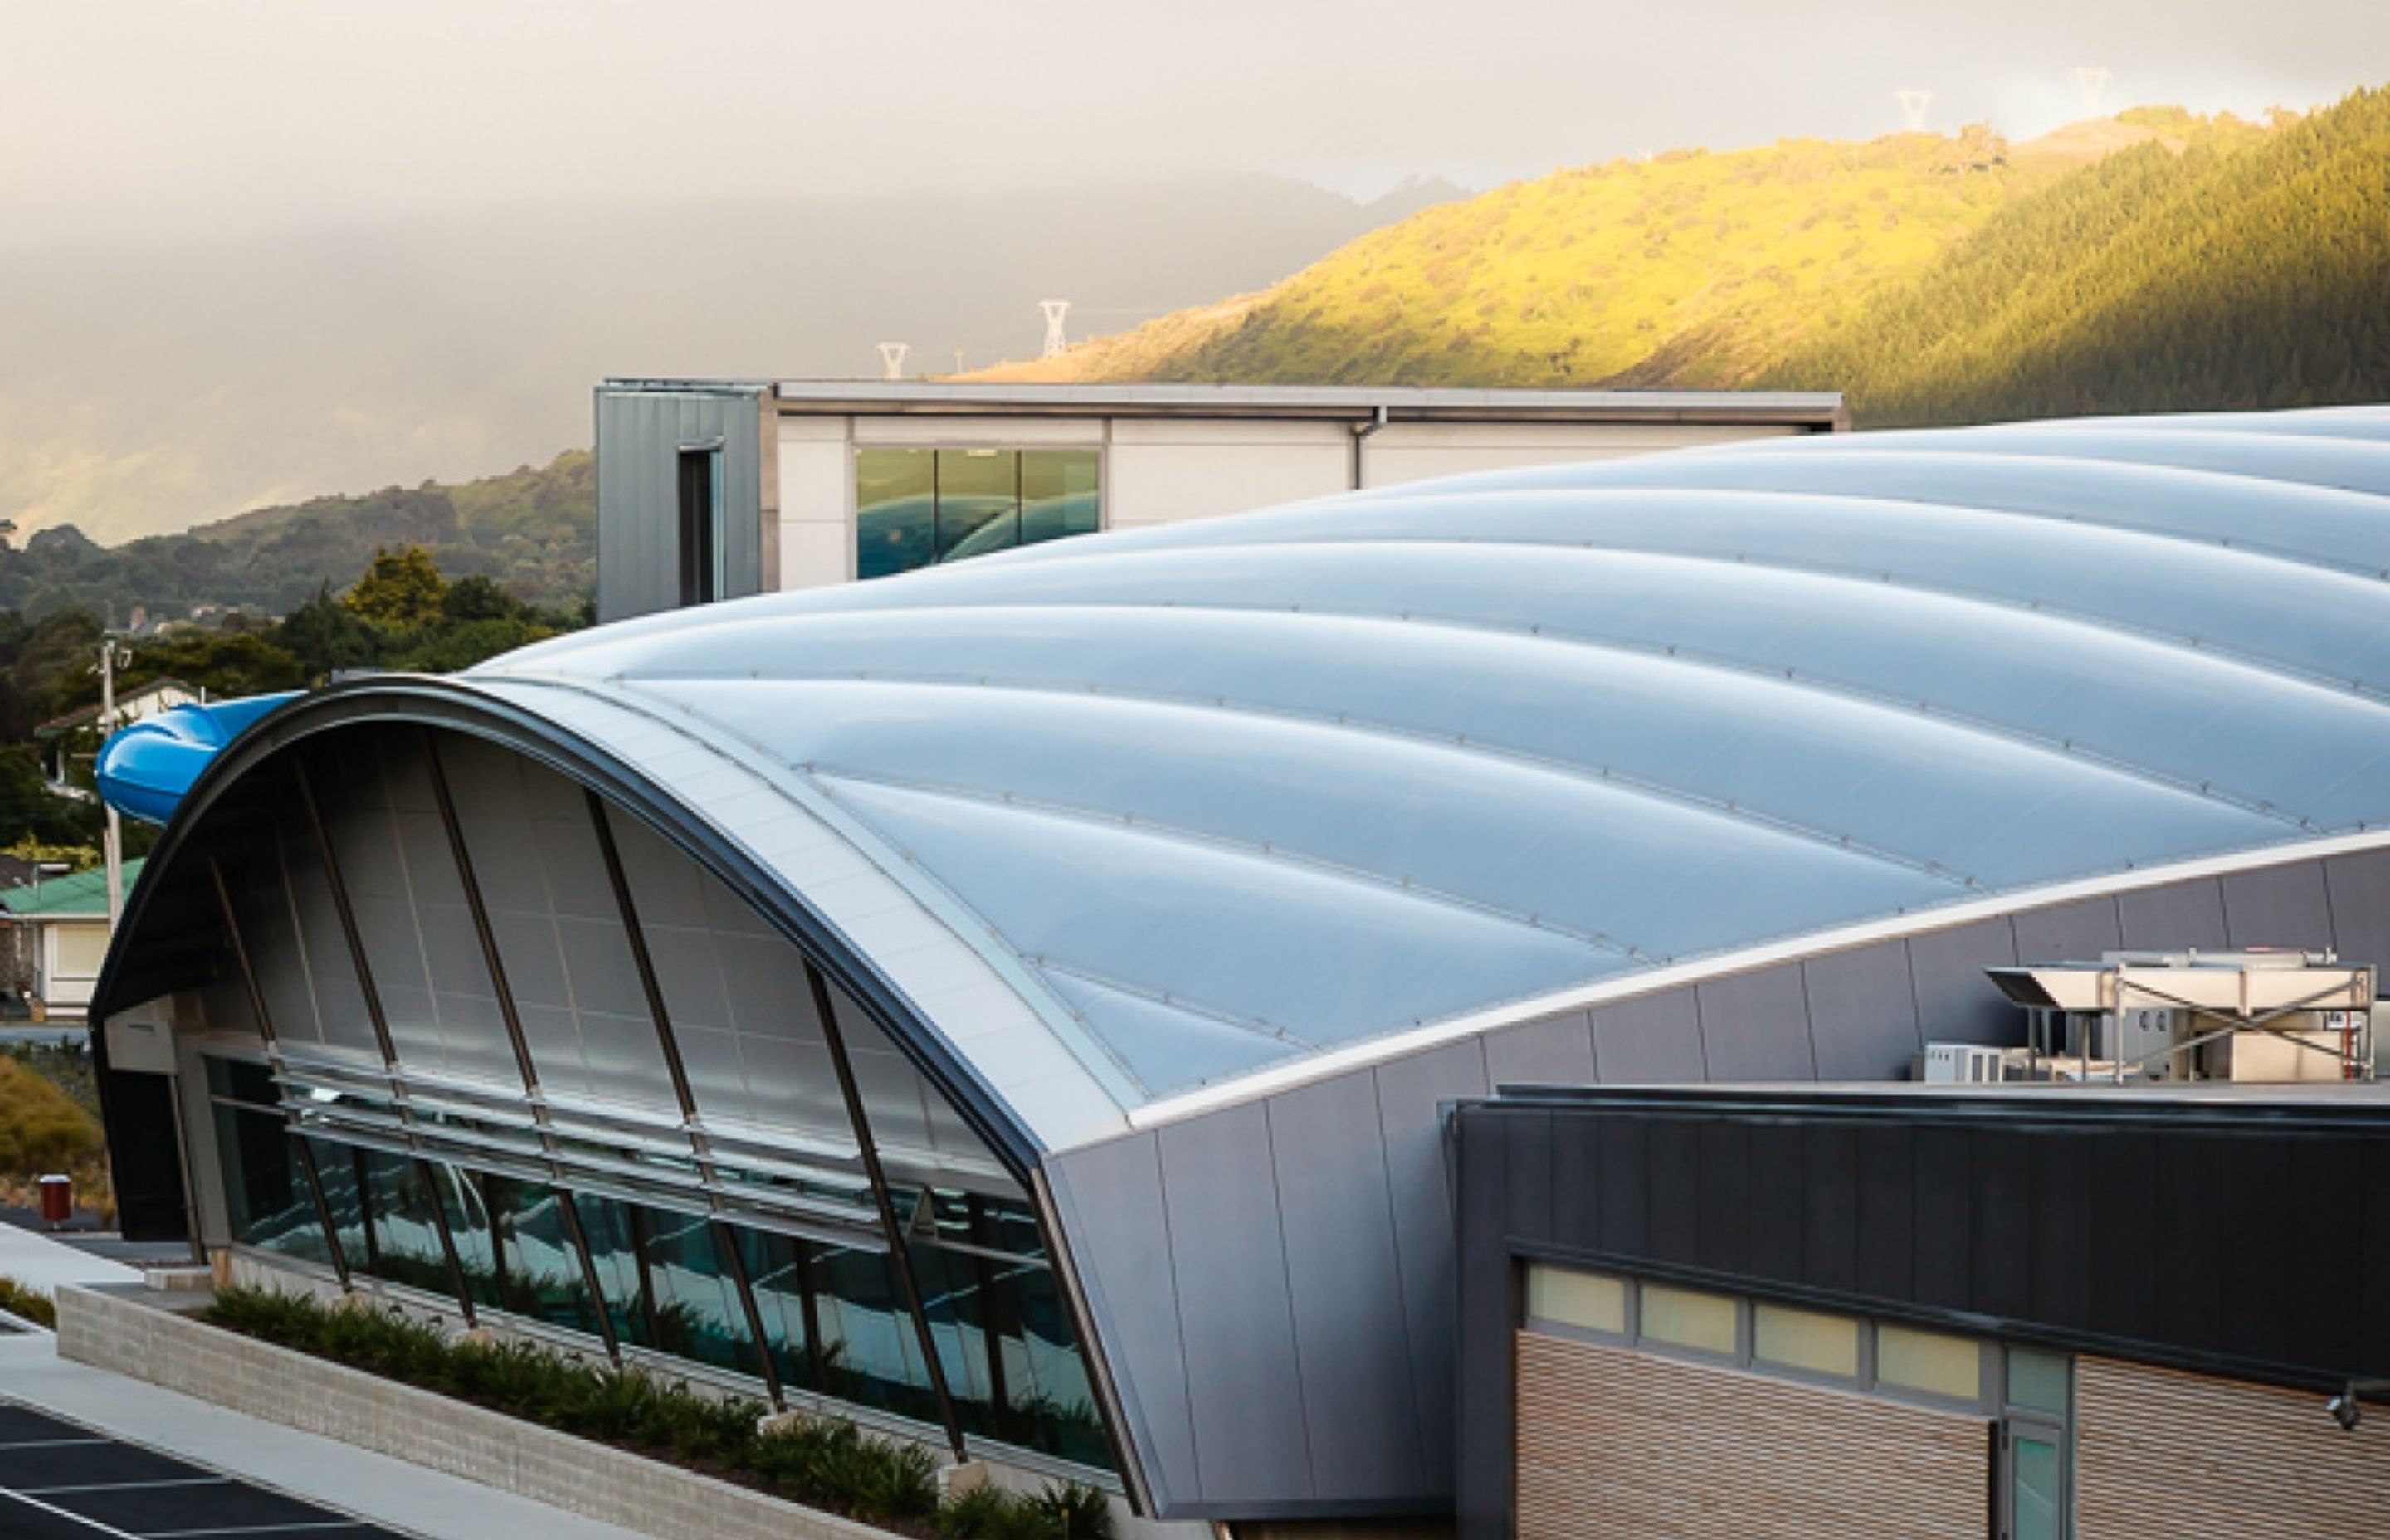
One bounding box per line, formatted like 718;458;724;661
0;1046;114;1224
0;1274;56;1328
206;1286;1108;1539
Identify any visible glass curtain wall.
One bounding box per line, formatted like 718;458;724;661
196;722;1115;1474
856;448;1098;579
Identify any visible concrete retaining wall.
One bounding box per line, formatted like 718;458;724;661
55;1284;903;1540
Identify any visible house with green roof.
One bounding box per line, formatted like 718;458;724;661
2;858;144;1021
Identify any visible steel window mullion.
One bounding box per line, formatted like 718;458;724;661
294;755;476;1327
712;1218;786;1408
587;785;786;1399
807;958;968;1458
210;855;354;1290
554;1187;622;1364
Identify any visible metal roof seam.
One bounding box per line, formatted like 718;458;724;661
632;663;1977;892
1105;509;2390;709
806;762;1643;959
704;587;2328;838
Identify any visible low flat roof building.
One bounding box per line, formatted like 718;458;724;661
593;380;1846;621
1455;1082;2390;1540
86;404;2390;1536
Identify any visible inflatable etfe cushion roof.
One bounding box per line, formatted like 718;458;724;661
468;406;2390;1148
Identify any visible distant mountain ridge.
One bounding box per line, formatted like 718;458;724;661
0;452;592;621
977;98;2389;426
0;172;1469;545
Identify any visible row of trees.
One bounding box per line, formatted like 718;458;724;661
0;545;583;865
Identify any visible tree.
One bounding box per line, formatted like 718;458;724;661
272;584;383;679
439;574;527;625
390;616;551;674
344;545;447;629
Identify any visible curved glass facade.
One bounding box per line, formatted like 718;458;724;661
198;722;1111;1474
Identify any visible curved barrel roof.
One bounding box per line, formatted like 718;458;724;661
473;406;2390;1147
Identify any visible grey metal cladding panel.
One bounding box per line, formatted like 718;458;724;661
1692;964;1814;1081
1905;917;2021;1045
1802;942;1921;1081
1481;1008;1594;1092
2009;894;2123;964
2324;849;2390;972
1590;987;1705;1083
1043;1134;1199;1511
1369;1037;1487;1495
597;392;677;622
1266;1072;1427;1501
2116;877;2231;950
2220;860;2336;950
1157;1102;1314;1503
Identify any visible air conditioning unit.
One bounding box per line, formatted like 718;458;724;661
1919;1042;2005;1084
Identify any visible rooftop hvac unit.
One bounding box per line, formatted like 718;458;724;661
1983;949;2377;1084
1919;1043;2005;1084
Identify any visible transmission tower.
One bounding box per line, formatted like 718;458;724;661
1041;300;1071;359
1896;90;1934;131
2075;66;2113;118
878;342;910;381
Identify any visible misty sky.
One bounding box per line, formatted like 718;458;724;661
5;0;2387;245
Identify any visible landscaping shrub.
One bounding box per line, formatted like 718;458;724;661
0;1274;56;1328
205;1285;1110;1540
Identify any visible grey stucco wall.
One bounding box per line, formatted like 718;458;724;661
596;386;768;622
1046;846;2390;1521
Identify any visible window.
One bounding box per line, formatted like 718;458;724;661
1640;1283;1739;1357
1525;1264;1627;1335
2001;1348;2074;1540
678;447;724;606
1518;1260;2011;1418
856;447;1098;580
1878;1322;1985;1403
204;1060;331;1267
1753;1301;1860;1379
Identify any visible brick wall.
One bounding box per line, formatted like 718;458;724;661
55;1284;906;1540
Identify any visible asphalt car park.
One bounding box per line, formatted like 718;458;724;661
0;1399;414;1538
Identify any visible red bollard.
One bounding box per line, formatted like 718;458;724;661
37;1174;71;1228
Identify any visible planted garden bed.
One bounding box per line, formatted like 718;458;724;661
206;1286;1109;1540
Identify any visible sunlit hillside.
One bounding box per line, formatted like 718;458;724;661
1761;90;2390;422
980;107;2288;403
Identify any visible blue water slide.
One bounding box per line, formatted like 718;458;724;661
95;692;301;826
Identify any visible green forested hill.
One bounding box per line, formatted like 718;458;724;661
991;94;2388;426
0;451;592;621
1759;88;2390;422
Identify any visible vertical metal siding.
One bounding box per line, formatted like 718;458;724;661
1693;964;1816;1080
2076;1358;2390;1540
2007;894;2123;966
1481;1011;1593;1090
1158;1102;1316;1504
596;387;766;622
1802;942;1923;1079
2115;878;2231;949
2219;860;2336;948
1514;1333;1988;1540
1588;989;1705;1082
1905;917;2022;1045
2324;848;2390;974
1268;1073;1428;1500
1043;1133;1203;1508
